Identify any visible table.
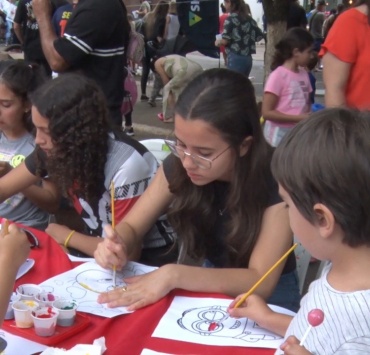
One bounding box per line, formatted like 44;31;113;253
12;227;275;355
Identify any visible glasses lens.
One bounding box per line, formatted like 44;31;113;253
193;157;211;169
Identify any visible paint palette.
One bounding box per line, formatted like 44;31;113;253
2;312;90;345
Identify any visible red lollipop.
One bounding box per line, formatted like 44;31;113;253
308;309;324;327
299;309;324;346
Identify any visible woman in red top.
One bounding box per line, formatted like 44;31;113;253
321;0;370;109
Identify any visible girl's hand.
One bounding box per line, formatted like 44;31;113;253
94;225;128;270
228;294;273;326
280;336;313;354
97;264;175;311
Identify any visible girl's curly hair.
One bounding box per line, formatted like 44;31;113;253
30;73;110;204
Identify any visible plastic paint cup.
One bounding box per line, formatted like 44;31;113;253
31;306;59;337
16;284;42;301
5;293;21;320
52;299;77;327
12;300;39;328
35;292;59;307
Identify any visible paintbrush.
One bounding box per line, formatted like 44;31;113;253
208;243;298;331
110;181;117;288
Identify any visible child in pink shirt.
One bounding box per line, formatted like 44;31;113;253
263;28;314;146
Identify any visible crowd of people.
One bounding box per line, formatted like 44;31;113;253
0;0;369;354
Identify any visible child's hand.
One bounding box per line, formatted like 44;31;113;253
280;336;313;355
0;224;30;269
228;294;273;326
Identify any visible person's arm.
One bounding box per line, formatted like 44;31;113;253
322;51;351;107
94;165;174;268
32;0;69;72
228;294;293;336
22;178;60;214
0;162;40;203
215;38;229;47
0;224;30;325
0;161;60;213
154;57;171;86
13;21;24;45
262;92;309;123
98;201;294;311
163;14;170;40
45;223;102;256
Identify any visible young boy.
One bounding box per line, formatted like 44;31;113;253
228;108;370;354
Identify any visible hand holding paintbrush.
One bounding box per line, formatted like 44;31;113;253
208;243;298;331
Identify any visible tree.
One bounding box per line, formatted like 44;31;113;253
261;0;289;79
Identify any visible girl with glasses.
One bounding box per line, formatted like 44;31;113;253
95;68;300;312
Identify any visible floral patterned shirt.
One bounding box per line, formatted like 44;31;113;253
222;13;264;56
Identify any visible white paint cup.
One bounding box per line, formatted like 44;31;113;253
31;306;59;337
52;299;77;327
12;300;39;328
35;292;59;307
16;284;42;301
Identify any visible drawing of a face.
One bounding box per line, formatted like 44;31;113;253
178;306;244;336
177;305;281;342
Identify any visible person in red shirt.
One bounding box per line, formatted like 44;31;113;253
321;0;370;109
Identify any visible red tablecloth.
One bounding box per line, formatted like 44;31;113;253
12;227;275;355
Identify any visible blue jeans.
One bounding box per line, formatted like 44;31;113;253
267;270;300;312
203;260;301;313
227;52;253;77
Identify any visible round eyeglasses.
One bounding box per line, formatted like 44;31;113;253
164;140;230;170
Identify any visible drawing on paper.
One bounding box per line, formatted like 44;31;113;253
152;296;296;349
177;305;280;342
39;261;157;318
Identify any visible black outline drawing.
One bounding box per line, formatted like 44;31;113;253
40;261;156;317
177;305;281;342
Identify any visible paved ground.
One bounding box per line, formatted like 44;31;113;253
131;42;324;141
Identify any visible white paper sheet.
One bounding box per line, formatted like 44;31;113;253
152;296;296;349
67;255;95;263
141;350;173;355
40;261;157;318
0;329;47;355
16;259;35;280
